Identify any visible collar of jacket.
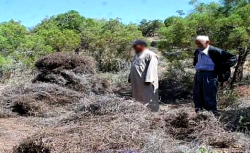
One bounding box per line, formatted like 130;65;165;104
193;46;238;82
194;46;222;65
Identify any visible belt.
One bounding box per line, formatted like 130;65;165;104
196;70;215;73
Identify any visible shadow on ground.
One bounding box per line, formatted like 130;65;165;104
220;106;250;133
159;78;193;104
113;84;132;100
113;77;193;104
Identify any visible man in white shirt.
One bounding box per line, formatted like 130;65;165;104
193;36;237;114
129;40;159;112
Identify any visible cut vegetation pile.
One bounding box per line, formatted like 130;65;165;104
35;52;96;74
1;52;250;152
11;96;175;153
39;97;170;152
12;102;250;152
0;83;84;117
165;111;235;148
33;52;112;94
13;138;50;153
0;53;114;118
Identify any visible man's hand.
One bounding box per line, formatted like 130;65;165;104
144;82;151;85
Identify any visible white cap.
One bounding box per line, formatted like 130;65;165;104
196;35;209;42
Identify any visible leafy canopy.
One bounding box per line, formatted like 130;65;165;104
0;10;143;72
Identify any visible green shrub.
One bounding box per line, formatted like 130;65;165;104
0;55;13;80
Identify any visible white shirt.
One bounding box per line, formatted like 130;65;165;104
195;45;215;71
202;45;210;56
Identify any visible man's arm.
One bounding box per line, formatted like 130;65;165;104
128;56;135;83
220;50;237;68
145;54;158;85
210;46;237;70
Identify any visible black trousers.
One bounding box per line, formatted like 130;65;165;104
193;71;218;113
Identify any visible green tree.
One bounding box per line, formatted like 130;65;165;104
35;18;81;52
0;20;28;56
159;1;250;86
0;11;143;73
139;19;163;37
16;34;53;66
83;19;143;71
159;17;196;61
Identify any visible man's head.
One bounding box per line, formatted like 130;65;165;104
195;36;210;49
131;40;147;54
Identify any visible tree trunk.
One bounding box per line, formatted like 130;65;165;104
231;47;250;89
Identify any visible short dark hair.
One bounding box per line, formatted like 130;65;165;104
131;40;148;47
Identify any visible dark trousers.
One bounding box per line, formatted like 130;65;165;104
193;71;218;113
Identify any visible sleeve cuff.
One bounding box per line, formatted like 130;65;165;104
145;80;154;83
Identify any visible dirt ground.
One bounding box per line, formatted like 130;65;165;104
0;84;38;153
0;118;38;152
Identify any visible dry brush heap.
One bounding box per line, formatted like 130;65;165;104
0;52;249;152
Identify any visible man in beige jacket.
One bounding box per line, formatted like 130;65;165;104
129;40;159;112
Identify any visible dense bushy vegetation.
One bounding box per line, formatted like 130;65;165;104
0;10;142;76
1;0;250;80
158;0;250;86
138;19;164;37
